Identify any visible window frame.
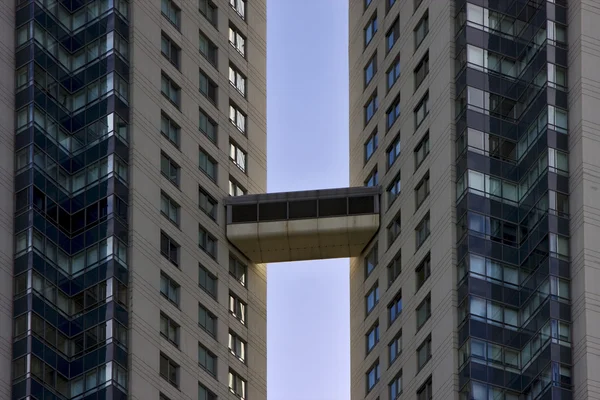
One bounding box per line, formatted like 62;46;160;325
366;283;380;315
414;52;429;91
414;10;429;51
366;322;380;354
229;255;248;287
229;103;247;134
365;130;379;163
198;302;217;337
416;335;432;371
229;141;248;173
160;312;180;347
199;187;218;221
386;17;400;53
199;225;218;259
414;132;430;170
365;13;378;47
199;107;218;143
229;64;247;97
160;231;180;266
161;32;181;68
416;293;432;330
387;134;401;170
415;252;431;291
229;331;247;363
199;0;218;27
160;272;180;306
386;95;401;130
387;251;401;287
229;293;247;325
159;352;179;387
161;0;181;30
199;30;218;66
160;152;180;187
161;72;181;108
199;147;218;182
160;112;180;148
387;55;401;91
198;342;218;376
160;191;180;226
199;264;218;299
415;171;430;210
388;290;403;324
199;69;218;104
415;212;431;250
414;91;430;129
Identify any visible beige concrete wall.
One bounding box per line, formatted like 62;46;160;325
348;0;458;398
567;2;600;399
127;0;267;399
0;4;15;399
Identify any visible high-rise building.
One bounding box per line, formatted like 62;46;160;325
1;0;268;399
349;0;599;399
2;0;600;400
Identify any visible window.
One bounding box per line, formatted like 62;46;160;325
199;383;218;400
160;393;171;400
365;53;377;86
366;361;380;392
548;63;567;89
159;353;179;387
415;172;430;210
199;225;217;258
229;293;247;324
199;148;217;181
415;253;431;290
198;343;217;376
365;14;378;47
199;31;218;66
230;0;246;19
365;92;379;124
414;11;429;50
389;371;402;399
365;168;378;187
414;0;423;11
199;187;218;220
366;322;379;353
365;244;378;278
199;264;217;298
387;251;401;286
230;255;247;286
161;112;180;147
414;133;430;169
229;331;246;362
416;213;430;249
387;212;401;246
388;291;402;324
229;178;247;196
160;313;180;347
414;52;429;90
366;284;379;315
161;0;180;29
365;0;373;8
387;173;401;206
229;103;247;133
386;18;399;52
387;135;401;169
199;0;217;27
415;92;429;128
229;25;246;57
417;335;432;370
161;73;180;107
417;377;433;400
389;331;402;365
387;96;400;129
549;233;569;259
161;33;180;68
199;108;217;143
229;64;246;96
160;232;179;266
416;294;431;330
365;131;378;162
160;272;180;305
230;141;247;173
198;303;217;336
229;370;247;399
387;56;400;90
161;152;180;186
199;70;218;103
160;192;180;226
387;0;397;11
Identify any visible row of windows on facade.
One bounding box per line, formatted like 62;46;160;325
160;150;246;219
163;0;247;31
160;230;247;284
161;71;248;135
159;353;246;400
364;0;424;16
366;353;432;399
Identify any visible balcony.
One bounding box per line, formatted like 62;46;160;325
224;187;380;263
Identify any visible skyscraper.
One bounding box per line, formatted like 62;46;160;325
1;0;267;399
349;0;599;399
3;0;600;400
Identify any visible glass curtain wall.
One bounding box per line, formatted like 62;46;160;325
454;0;572;398
12;0;130;399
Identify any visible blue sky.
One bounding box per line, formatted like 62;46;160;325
266;1;350;399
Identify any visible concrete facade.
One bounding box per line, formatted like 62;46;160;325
348;1;457;399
